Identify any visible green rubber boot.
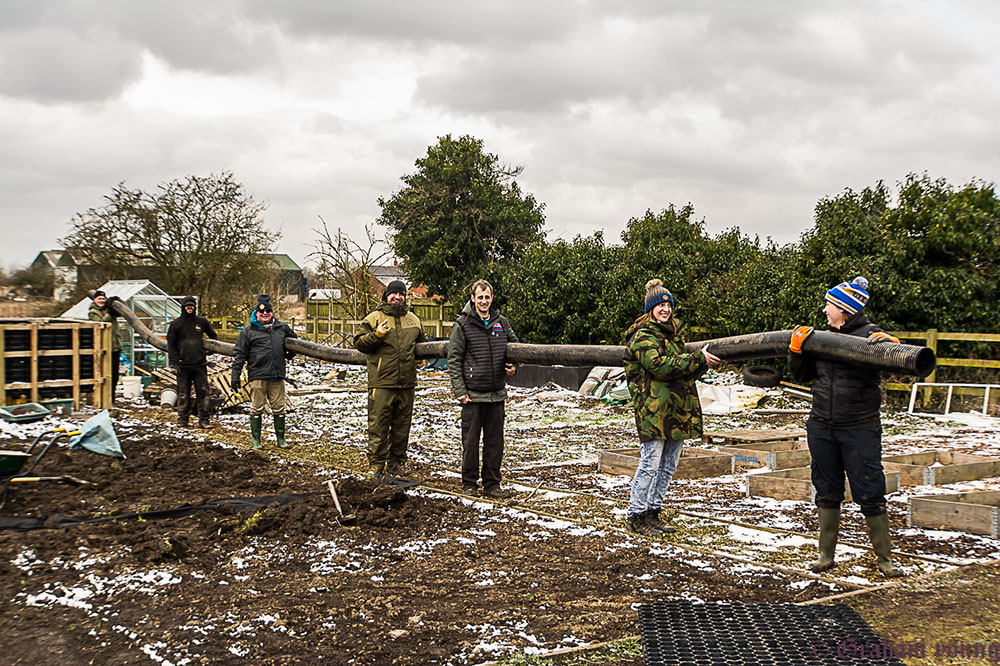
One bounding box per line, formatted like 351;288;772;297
274;415;289;448
808;507;840;573
865;513;904;578
250;415;262;450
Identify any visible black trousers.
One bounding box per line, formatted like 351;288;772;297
110;355;120;401
807;419;886;516
461;401;505;490
177;365;211;422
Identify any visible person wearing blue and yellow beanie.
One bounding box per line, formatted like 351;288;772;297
788;276;904;578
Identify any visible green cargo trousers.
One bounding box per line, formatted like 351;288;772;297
367;387;415;466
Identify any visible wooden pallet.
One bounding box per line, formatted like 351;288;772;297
883;450;1000;486
598;446;733;479
746;466;901;502
151;361;250;409
721;440;812;471
908;491;1000;537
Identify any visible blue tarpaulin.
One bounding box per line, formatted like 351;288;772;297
69;410;126;459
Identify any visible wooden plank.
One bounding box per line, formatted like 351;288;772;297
935;357;1000;369
931;458;1000;485
29;322;38;403
0;322;5;407
908;491;1000;537
746;473;813;501
703;429;805;447
71;323;80;411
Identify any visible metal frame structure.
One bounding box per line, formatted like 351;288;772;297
907;381;1000;416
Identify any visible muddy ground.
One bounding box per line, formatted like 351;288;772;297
1;423;839;666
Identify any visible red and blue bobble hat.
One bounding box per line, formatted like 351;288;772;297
643;279;675;313
825;277;869;315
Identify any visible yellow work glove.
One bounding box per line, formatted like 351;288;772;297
375;321;390;338
789;325;814;354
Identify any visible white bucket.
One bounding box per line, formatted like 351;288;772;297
121;376;144;399
160;388;178;408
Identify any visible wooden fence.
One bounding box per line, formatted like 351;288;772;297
887;329;1000;409
304;299;457;344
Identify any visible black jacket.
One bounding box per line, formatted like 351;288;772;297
447;302;518;397
231;311;298;383
167;311;218;367
789;313;882;428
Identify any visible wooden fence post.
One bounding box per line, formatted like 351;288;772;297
922;328;938;406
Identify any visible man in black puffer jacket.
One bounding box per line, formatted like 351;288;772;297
231;295;297;450
447;279;518;498
788;276;904;578
167;296;218;428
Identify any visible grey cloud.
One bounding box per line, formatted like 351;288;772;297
0;29;141;102
0;0;275;103
242;0;582;46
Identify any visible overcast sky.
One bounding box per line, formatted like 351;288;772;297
2;0;998;273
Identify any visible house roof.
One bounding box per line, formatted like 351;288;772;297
32;250;77;268
269;253;302;271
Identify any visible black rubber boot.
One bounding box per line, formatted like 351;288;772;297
808;507;840;573
250;415;262;450
644;509;676;534
865;513;904;578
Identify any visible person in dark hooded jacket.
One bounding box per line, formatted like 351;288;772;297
231;295;297;450
354;280;427;477
788;276;904;578
167;296;218;428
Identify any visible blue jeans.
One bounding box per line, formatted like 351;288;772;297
627;439;683;518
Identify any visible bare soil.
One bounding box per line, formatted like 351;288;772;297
2;423;836;666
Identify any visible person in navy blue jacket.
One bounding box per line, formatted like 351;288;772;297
231;295;297;450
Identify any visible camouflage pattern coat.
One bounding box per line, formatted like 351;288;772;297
624;316;708;443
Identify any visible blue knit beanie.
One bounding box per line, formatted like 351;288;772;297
643;279;674;313
825;277;869;315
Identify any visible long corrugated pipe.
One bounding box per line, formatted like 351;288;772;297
94;292;935;376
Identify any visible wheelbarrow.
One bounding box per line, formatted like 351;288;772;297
1;427;86;510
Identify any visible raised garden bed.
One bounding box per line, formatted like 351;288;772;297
908;491;1000;537
746;466;901;502
720;439;812;471
598;446;733;479
883;450;1000;486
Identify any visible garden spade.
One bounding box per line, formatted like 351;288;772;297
326;480;356;525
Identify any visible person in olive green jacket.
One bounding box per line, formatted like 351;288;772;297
354;281;427;477
89;290;124;402
623;279;720;536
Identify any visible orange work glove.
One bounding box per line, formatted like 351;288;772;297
867;331;900;345
789;325;814;354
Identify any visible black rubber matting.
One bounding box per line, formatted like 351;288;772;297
638;602;906;665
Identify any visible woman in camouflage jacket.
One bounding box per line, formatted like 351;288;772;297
623;279;720;536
